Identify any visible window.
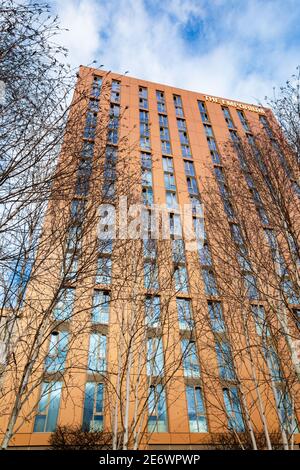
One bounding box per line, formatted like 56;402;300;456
110;103;120;117
140;136;151;151
156;91;166;113
33;382;62;432
111;80;120;91
207;136;217;152
66;225;82;252
223;387;245;432
162;156;174;173
174;265;189;293
199;242;212;266
91;76;102;98
161;140;171;154
244;273;259;300
147;337;164;376
92;290;110;324
177;118;186;130
181;339;200;377
53;288;75;321
96;257;112;285
142;168;153;187
88;333;106;373
222;107;235;129
184;160;195;176
64;252;78;281
173;95;184;116
98;238;113;255
102;180;115;199
274;386;298;434
198;101;210;123
143;239;156;259
203;124;213;137
88;99;99;113
208;301;225;332
190;196;202;216
81;141;94;159
210;149;221;164
259;115;273;138
251;305;270;337
216;339;235;381
229;130;240;146
187;177;198;195
142;187;154;206
144;262;159;290
282;278;300;305
111;80;120;103
139;97;148;109
230;224;243;246
166;191;178;209
45;331;68;373
82;382;104;431
164;172;176;191
145;296;160;328
179;130;189;145
172;239;185;264
264;344;283;382
186;386;208;433
237;110;250;132
70;198;85;222
181;144;192;158
159;114;168;127
148;384;168;432
169;213;182;238
139;86;148;98
202;268;218;296
157;102;166;113
140;110;148;122
75;160;92;196
141;152;152;169
177;298;193;330
108;128;118;145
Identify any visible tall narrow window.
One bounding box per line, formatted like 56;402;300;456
92;290;110;324
186;385;208;432
144;261;159;290
174;265;189;293
147;337;164;376
176;298;193;330
45;331;69;373
208;301;225;332
148;384;168;432
202;268;218;296
88;333;107;373
181;339;200;378
82;382;104;431
53;288;75;321
96;257;112;285
33;382;62;432
223;387;245;432
216;339;235;381
145;296;160;328
222;107;235;129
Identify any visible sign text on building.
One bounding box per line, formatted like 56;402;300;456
205;95;265;114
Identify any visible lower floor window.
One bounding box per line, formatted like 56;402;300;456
148;384;168;432
223;386;245;432
33;381;62;432
82;382;104;431
186;385;208;433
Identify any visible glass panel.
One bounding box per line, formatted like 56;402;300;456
92;291;110;324
46;383;63;432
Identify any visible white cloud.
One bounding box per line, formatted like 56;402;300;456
49;0;300;104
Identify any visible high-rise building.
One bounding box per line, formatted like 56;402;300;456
0;66;299;450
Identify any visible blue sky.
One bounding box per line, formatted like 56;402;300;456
49;0;300;104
